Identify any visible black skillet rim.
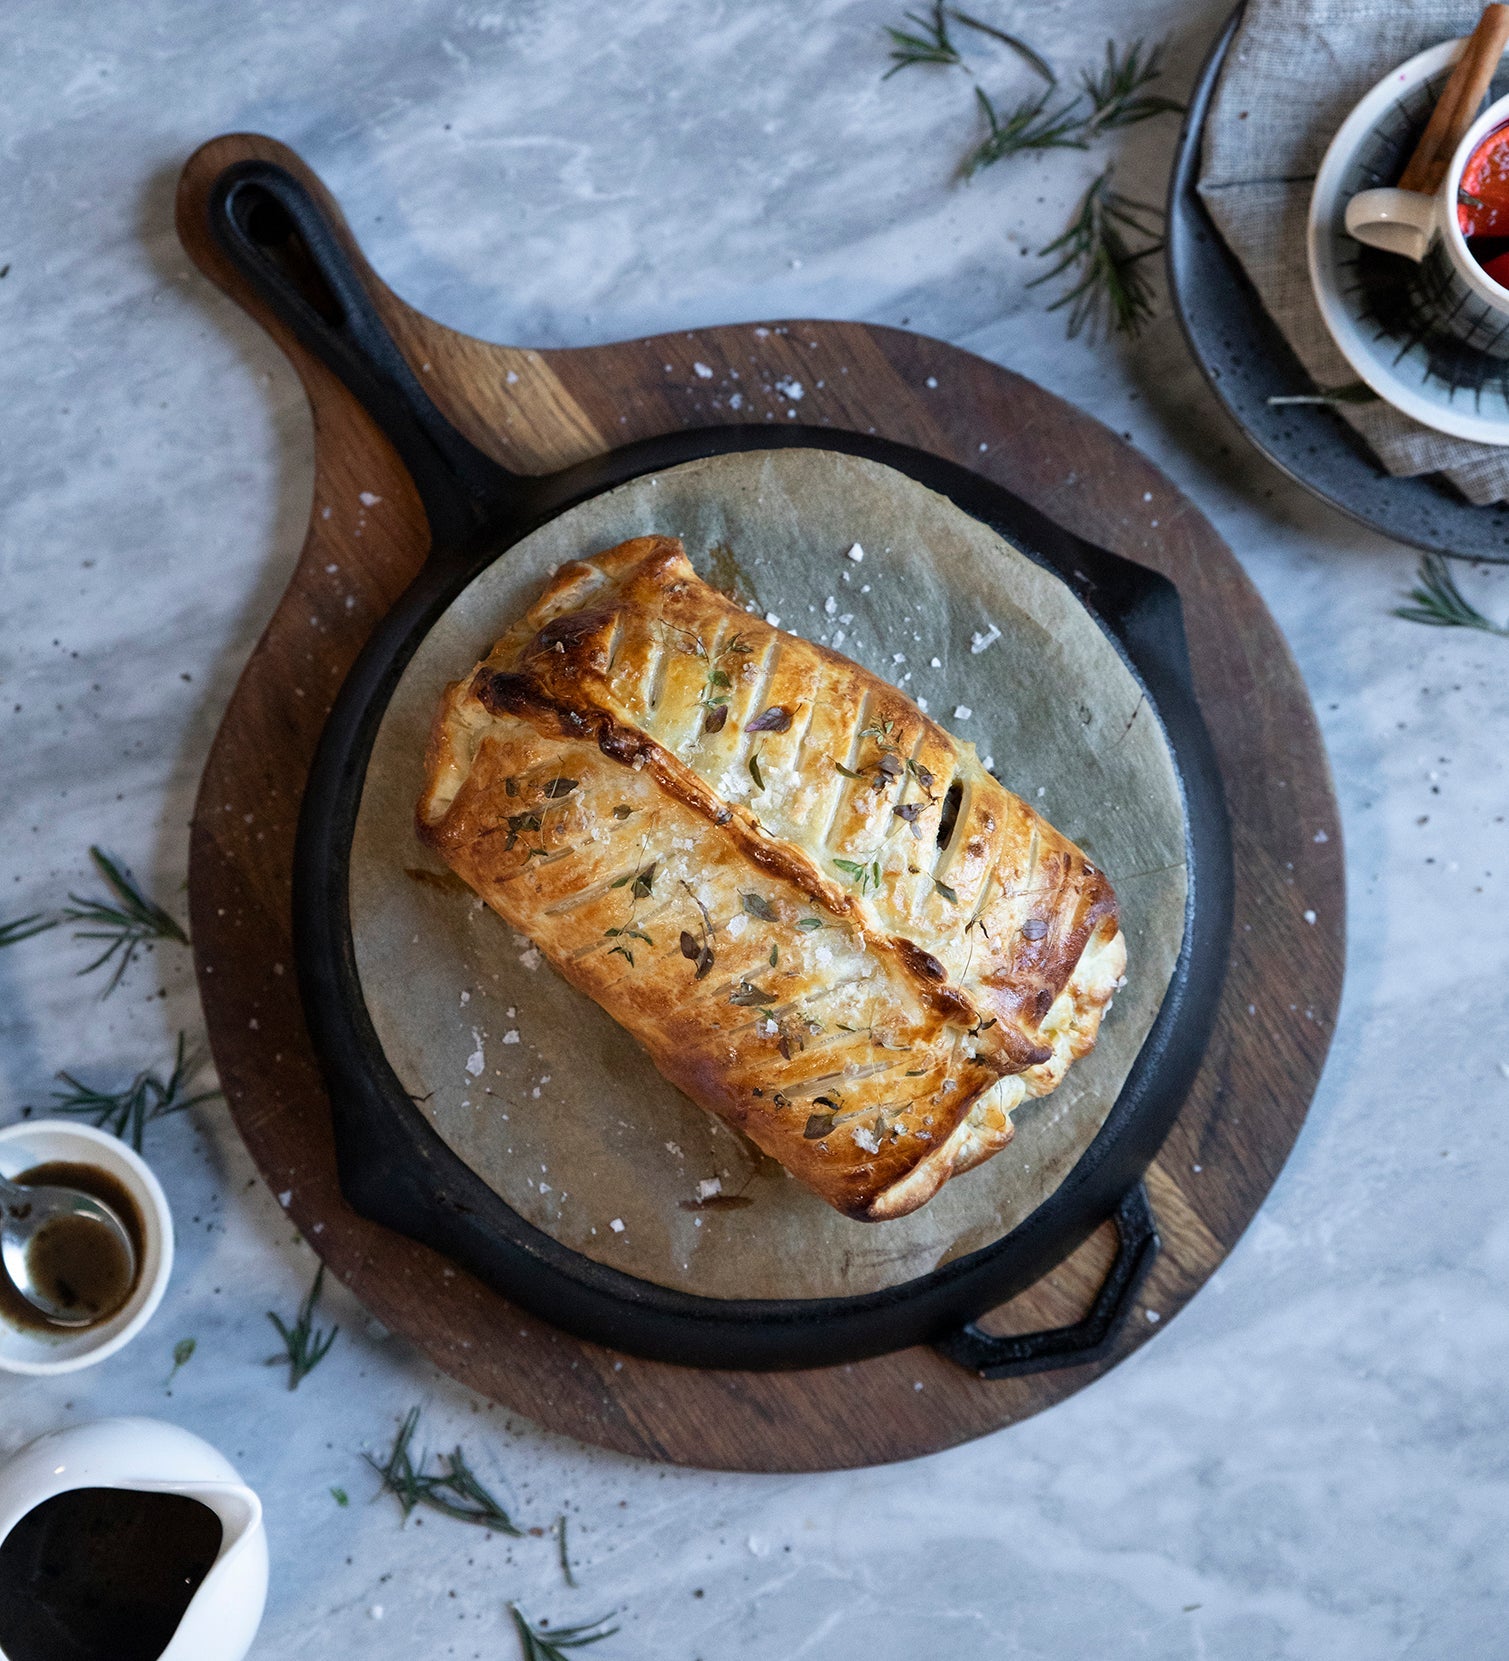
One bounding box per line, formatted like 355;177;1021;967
1167;1;1509;565
208;159;1234;1372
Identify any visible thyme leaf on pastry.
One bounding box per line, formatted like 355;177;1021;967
729;980;778;1006
833;857;883;895
367;1407;525;1534
804;1114;835;1139
508;1603;618;1661
703;702;729;734
748;750;766;792
605;926;653;945
746;705;793;734
542;777;579;798
611;862;658;897
906;758;936;793
1394;553;1509;636
893;802;924;835
932;877;959;903
769;943;779;967
741;892;777;921
1078;38;1183;136
797;916;825;931
679;880;716;978
606;945;635;965
266;1262;339;1391
612;805;633;819
833;760;864;779
45;1030;220;1153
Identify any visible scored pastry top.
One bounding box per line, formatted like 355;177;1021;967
418;535;1125;1220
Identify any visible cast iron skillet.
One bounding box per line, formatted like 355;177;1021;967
1168;2;1509;564
205;159;1233;1376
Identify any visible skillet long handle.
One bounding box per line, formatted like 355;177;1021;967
204;158;520;553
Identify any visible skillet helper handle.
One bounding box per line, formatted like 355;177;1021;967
203;158;516;551
933;1182;1160;1380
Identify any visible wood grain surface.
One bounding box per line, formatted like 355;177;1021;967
177;133;1345;1473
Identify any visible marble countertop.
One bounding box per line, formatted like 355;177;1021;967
3;1;1507;1656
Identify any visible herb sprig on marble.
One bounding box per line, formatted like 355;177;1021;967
508;1604;618;1661
1029;171;1164;339
0;845;189;995
367;1406;525;1534
267;1263;340;1390
879;24;1183;338
44;1031;220;1153
1394;553;1509;636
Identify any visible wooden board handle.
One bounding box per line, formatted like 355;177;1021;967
1399;3;1509;195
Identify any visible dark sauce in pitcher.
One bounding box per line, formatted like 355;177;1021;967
0;1162;144;1332
0;1487;222;1661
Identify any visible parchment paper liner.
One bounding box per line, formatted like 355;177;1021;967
350;450;1187;1300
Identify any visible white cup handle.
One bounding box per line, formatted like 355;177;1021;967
1344;187;1438;262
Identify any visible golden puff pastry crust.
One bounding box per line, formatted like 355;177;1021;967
417;535;1125;1222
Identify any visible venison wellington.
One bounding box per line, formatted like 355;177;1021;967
417;535;1125;1221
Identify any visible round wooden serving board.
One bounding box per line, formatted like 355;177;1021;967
179;134;1344;1473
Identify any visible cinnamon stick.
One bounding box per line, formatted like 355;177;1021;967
1399;3;1509;195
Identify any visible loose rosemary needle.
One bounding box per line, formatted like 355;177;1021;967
267;1262;339;1390
949;10;1055;83
508;1604;618;1661
367;1407;524;1534
1079;37;1184;136
1394;553;1509;636
963;85;1086;176
0;914;57;949
1029;168;1164;339
47;1031;220;1153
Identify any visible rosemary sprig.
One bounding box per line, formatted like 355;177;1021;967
883;2;960;76
367;1407;524;1534
47;1031;220;1152
1394;554;1509;635
1030;168;1163;339
0;845;188;992
266;1262;339;1390
508;1604;618;1661
963;86;1086;176
1079;38;1183;136
64;846;189;994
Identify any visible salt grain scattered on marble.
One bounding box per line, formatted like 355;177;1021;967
845;542;865;563
824;595;837;616
953;704;972;720
930;656;942;668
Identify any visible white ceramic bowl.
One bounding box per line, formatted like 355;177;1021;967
0;1120;174;1374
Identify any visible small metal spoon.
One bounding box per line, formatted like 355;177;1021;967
0;1170;137;1327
